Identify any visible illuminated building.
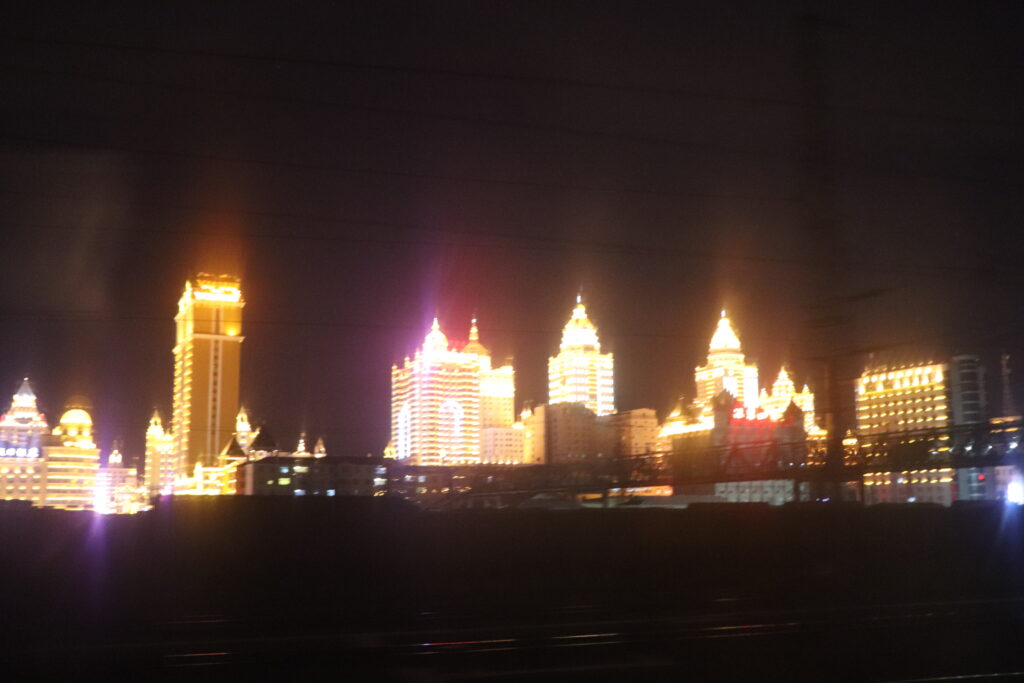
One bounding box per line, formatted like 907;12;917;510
144;411;177;496
661;310;765;439
235;406;254;451
0;378;49;448
172;273;244;474
759;367;817;433
95;447;145;514
391;317;515;466
855;361;949;440
863;468;956;506
548;295;614;416
0;379;47;505
41;407;101;510
695;310;759;414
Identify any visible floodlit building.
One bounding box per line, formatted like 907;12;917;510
41;407;101;510
172;273;244;473
0;378;49;448
144;411;177;497
759;367;818;434
548;295;614;417
391;317;516;466
94;448;145;514
662;310;784;440
855;361;949;441
0;379;47;504
695;310;759;414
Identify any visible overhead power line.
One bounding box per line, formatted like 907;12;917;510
0;33;1021;129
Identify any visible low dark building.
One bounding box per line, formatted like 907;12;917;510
237;454;385;497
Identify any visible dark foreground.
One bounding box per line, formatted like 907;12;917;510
2;498;1024;681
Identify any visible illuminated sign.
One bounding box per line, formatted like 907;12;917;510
1;446;39;458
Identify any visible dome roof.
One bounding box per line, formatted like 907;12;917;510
59;408;92;425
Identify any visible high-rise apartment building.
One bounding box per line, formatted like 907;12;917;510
172;274;244;473
391;317;515;466
548;295;614;416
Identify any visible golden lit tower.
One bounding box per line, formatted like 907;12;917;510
391;318;484;466
548;295;614;416
144;410;177;496
172;274;244;473
695;310;759;413
42;407;100;510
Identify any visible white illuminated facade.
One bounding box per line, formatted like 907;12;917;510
548;296;614;416
856;361;948;439
391;317;517;466
0;378;49;448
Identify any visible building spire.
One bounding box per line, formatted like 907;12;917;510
708;310;742;353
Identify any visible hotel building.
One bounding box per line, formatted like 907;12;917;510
391;317;516;466
172;274;244;473
548;295;614;417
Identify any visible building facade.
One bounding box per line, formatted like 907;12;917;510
391;317;515;466
172;274;244;473
41;408;101;510
144;411;177;496
548;296;614;417
0;378;49;448
237;454;384;497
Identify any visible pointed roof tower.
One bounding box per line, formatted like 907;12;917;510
463;316;489;356
423;317;449;354
708;310;742;354
313;436;327;458
558;293;601;351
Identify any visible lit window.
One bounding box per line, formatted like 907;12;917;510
326;489;336;496
278;477;291;485
294;489;305;496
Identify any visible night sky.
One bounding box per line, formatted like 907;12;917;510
0;1;1021;464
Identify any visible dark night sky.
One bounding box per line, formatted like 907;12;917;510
0;1;1021;465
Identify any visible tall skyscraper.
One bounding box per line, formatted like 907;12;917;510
391;317;517;466
695;310;759;413
548;295;614;416
172;274;244;473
